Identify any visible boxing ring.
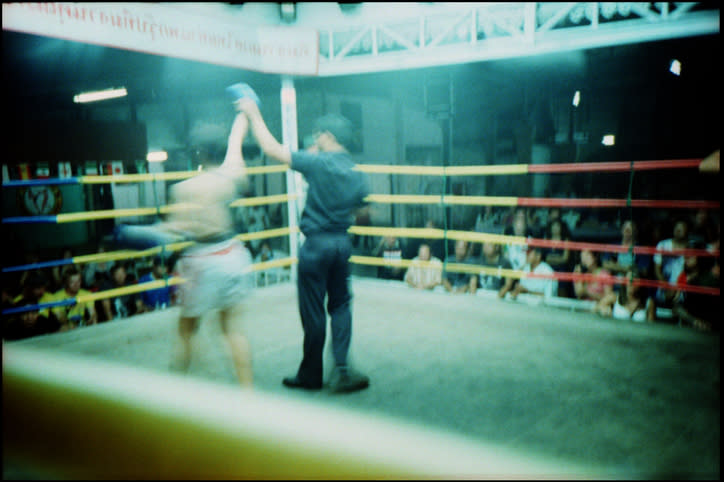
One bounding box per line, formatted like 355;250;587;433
3;153;720;479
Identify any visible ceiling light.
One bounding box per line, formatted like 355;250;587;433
572;90;580;107
73;87;128;103
146;151;168;162
602;134;615;146
279;2;296;23
669;59;681;76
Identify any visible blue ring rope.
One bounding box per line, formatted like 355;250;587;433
2;259;74;273
2;215;58;224
2;178;81;187
2;298;76;316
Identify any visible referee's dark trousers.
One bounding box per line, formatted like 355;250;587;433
296;233;352;386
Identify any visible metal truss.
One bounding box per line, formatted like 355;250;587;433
317;2;720;76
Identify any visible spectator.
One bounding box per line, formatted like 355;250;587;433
474;206;500;233
653;217;690;307
253;240;289;286
423;218;446;262
3;298;60;341
672;240;719;332
50;266;97;330
503;208;533;272
50;247;76;292
544;218;573;298
404;243;442;291
83;243;115;292
371;233;405;281
245;202;270;257
509;246;557;300
689;208;717;247
98;263;143;322
573;248;615;304
602;220;651;277
138;256;172;312
596;269;655;322
12;271;54;319
561;208;581;234
478;241;515;298
353;204;373;251
442;239;479;294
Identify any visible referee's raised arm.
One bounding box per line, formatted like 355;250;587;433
237;97;292;165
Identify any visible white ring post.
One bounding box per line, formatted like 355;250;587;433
281;76;304;281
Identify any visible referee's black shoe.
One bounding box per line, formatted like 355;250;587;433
282;376;322;390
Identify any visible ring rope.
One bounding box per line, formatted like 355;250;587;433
348;226;720;258
0;158;707;189
2;257;298;317
2;195;298;224
364;194;719;209
1;165;289;188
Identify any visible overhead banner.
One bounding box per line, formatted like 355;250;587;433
2;2;319;75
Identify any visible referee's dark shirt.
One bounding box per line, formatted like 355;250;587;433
291;151;370;237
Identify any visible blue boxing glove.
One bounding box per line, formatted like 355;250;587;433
225;82;260;106
112;223;187;250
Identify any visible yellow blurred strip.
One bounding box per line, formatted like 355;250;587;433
354;164;445;175
245;165;290;175
347;226;528;247
364;194;443;205
76;258;299;304
445;229;528;246
444;164;529;176
4;345;596;480
79;171;198;184
76;277;187;304
348;226;446;239
349;256;525;280
443;196;519;206
249;257;297;273
350;256;523;279
56;208;160;223
72;242;195;266
350;256;432;270
230;194;296;208
235;226;298;243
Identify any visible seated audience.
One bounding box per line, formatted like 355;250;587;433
474;205;501;233
138;256;172;311
253;240;289;286
596;269;655;322
503;208;533;267
478;241;515;298
371;233;405;281
510;246;557;300
83;243;115;292
573;248;615;304
3;298;60;341
50;247;77;292
544;218;573;297
98;263;143;322
12;271;54;318
601;220;651;277
672;241;719;332
653;217;690;307
50;266;97;329
442;239;478;295
404;243;442;291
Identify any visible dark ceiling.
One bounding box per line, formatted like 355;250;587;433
4;29;719;107
3;29;720;159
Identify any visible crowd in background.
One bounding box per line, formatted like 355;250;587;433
2;202;291;342
2;204;719;341
370;205;720;333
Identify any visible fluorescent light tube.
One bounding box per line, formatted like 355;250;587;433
73;87;128;103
